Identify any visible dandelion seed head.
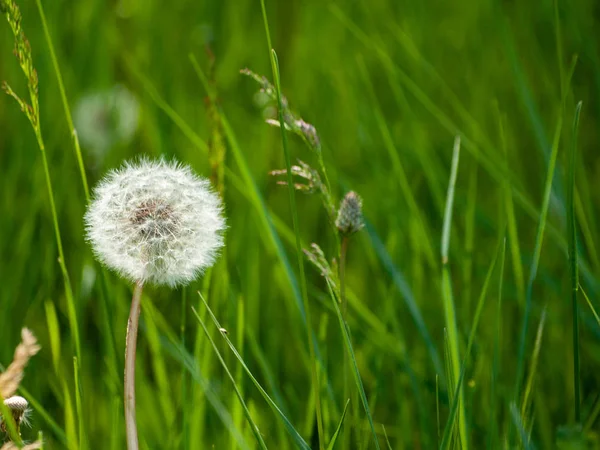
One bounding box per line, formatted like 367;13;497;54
85;158;226;286
3;397;27;415
74;84;139;157
2;396;31;431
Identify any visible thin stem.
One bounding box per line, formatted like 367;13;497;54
125;282;144;450
35;0;90;201
339;235;350;449
569;102;582;423
340;236;349;318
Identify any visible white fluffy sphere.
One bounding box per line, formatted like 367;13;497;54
85;158;225;286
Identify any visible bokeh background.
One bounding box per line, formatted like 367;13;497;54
1;0;599;448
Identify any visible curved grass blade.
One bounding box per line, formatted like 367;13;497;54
195;294;312;450
440;234;502;449
489;238;507;449
324;281;381;450
267;44;325;450
365;222;443;377
35;0;89;200
510;403;536;450
194;307;268;450
580;285;600;328
520;309;548;432
326;400;350;450
514;116;563;405
568;101;582;422
141;299;251;450
439;136;468;449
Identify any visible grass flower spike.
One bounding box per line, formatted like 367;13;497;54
85;157;225;450
335;191;364;236
85;158;225;287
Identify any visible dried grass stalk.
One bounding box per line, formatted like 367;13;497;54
0;329;41;399
1;440;43;449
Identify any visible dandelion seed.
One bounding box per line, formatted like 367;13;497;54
84;157;225;450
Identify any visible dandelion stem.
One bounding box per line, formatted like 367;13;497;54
125;281;144;450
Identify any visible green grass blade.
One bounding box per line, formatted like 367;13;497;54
580;285;600;328
520;309;548;431
514;116;563;405
18;386;69;446
194;303;268;450
440;235;502;450
440;136;468;449
34;0;90;201
365;222;443;377
267;45;325;449
510;403;535;450
73;357;87;450
357;55;437;270
326;399;350;450
62;379;78;450
324;280;381;450
489;238;507;449
195;294;312;450
141;298;251;450
44;299;61;374
568;101;582;423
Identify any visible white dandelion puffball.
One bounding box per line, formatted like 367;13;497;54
85;158;225;286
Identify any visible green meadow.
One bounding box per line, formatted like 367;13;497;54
1;0;599;448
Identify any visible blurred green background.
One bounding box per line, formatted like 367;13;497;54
1;0;599;448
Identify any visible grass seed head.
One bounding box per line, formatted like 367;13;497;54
335;191;364;236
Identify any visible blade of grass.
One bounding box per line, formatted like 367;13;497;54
231;297;247;450
489;238;507;449
520;309;548;432
494;104;526;307
34;0;89;200
62;379;78;450
510;403;535;450
568;101;582;423
258;1;325;443
326;400;350;450
580;285;600;328
73;357;86;450
440;234;502;450
18;386;68;447
440;136;468;449
323;279;381;450
356;55;437;270
365;222;444;377
514;116;563;406
194;293;312;450
44;299;61;375
141;297;251;450
194;303;268;450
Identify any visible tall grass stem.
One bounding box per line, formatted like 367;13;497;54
258;4;326;445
